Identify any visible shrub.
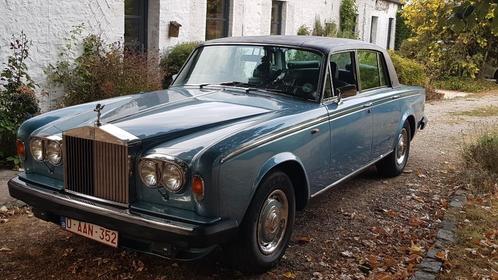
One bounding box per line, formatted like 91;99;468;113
0;31;40;168
388;51;427;87
297;25;311;36
388;51;443;100
46;27;162;106
160;42;200;88
461;128;498;194
432;77;498;93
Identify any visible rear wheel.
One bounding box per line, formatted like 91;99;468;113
227;171;295;273
376;121;411;177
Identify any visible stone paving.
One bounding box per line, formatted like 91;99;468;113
411;190;468;280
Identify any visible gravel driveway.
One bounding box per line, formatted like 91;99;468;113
1;92;498;279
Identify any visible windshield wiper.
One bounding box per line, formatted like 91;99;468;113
196;81;252;89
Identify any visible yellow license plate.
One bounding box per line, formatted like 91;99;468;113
61;217;118;248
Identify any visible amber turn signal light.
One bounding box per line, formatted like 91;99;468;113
192;175;204;201
16;139;25;160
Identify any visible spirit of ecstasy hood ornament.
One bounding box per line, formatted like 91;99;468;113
94;103;105;127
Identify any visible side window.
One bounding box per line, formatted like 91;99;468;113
330;51;358;97
357;50;390;91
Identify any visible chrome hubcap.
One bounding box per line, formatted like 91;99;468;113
257;189;289;255
396;128;408;165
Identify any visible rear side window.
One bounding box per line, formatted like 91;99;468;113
357;50;390;91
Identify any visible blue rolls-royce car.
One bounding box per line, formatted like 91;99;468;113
9;36;427;271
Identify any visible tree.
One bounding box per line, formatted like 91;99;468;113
401;0;497;79
339;0;358;39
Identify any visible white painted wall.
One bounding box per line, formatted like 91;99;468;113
0;0;398;111
0;0;124;111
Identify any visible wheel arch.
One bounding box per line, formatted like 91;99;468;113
253;153;310;211
399;112;416;141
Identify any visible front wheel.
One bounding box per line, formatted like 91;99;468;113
376;121;411;177
227;171;295;273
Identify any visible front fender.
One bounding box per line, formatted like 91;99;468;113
253;152;309;195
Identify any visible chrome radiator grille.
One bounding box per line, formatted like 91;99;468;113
64;134;129;205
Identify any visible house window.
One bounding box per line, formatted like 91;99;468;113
206;0;230;40
387;17;394;49
370;16;378;44
271;1;284;35
125;0;148;52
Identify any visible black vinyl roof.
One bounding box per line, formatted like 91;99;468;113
202;36;384;53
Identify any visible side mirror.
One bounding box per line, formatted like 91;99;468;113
336;84;357;103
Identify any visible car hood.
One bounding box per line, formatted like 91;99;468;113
31;87;305;143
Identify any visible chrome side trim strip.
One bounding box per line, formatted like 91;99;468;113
310;150;393;198
220;91;422;164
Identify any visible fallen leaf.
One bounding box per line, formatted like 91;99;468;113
435;250;447;261
409;241;423;255
383;256;397;268
282;271;296;279
367;255;378;268
408;217;424;227
294;235;312;244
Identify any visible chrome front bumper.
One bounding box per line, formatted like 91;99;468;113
8;176;237;259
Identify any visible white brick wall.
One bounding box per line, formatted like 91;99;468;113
0;0;124;111
0;0;398;111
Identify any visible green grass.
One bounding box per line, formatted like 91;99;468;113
433;77;498;93
461;128;498;194
453;105;498;117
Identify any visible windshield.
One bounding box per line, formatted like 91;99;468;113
172;45;324;101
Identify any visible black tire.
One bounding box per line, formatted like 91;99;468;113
227;171;295;273
376;121;411;177
494;70;498;84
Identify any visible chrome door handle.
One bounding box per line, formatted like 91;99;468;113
310;128;320;134
392;95;400;100
362;102;373;108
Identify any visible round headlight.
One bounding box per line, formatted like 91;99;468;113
30;138;44;162
46;141;62;165
161;163;184;192
139;160;158;187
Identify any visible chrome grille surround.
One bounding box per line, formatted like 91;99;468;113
63;126;130;206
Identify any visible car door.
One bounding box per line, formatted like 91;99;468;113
356;50;401;158
324;51;373;183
